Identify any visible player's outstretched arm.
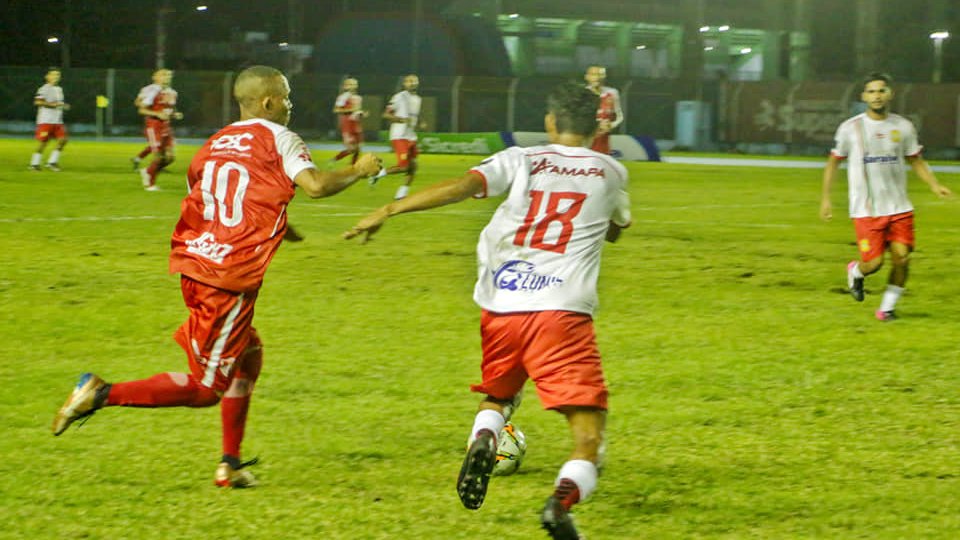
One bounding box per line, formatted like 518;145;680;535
343;171;485;243
820;154;842;221
906;155;953;198
294;153;381;198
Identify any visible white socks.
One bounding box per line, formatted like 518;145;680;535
850;263;864;279
48;150;61;164
470;409;505;443
880;284;904;313
395;185;409;199
30;153;41;166
556;459;598;502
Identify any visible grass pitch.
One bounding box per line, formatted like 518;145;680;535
1;139;959;539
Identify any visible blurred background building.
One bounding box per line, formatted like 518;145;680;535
1;0;958;155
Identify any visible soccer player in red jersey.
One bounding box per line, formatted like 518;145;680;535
346;82;631;540
332;77;367;164
135;69;184;190
52;65;382;488
584;66;622;156
29;68;70;171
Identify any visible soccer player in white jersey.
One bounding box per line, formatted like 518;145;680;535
820;72;952;321
378;74;424;199
30;68;70;172
345;82;631;540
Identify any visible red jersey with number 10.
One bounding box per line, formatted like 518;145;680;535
170;118;316;292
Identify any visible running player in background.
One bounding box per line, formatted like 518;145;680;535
378;74;424;199
820;72;952;321
135;69;183;191
332;76;366;164
52;65;382;488
584;66;622;156
30;68;70;172
345;81;631;540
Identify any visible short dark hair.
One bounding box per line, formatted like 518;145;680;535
547;81;599;136
862;71;893;90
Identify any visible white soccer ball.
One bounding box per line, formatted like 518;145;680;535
492;422;527;476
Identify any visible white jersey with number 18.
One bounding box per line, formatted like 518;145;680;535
469;144;631;316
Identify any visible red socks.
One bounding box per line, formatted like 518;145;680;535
220;395;251;458
106;373;219;408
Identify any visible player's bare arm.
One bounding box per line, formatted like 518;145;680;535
820;154;842;221
294;153;381;198
344;171;485;243
906;155;953;198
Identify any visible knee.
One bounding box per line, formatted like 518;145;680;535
860;257;883;274
890;251;910;267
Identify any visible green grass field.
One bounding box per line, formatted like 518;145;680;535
1;138;959;539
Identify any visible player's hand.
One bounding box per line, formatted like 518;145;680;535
819;200;833;221
173;112;184;121
157;111;171;121
931;184;953;198
353;153;382;177
343;207;389;244
61;103;71;111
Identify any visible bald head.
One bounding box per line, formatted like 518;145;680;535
234;65;292;125
153;69;173;86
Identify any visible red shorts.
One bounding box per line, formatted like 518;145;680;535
853;211;915;261
145;123;175;153
471;310;608;410
590;133;610;154
391;139;418;168
173;276;262;392
35;123;67;141
339;117;363;146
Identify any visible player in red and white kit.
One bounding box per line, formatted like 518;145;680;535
332;77;366;164
135;69;183;190
584;66;622;156
346;82;631;540
820;72;951;321
30;68;70;172
52;65;382;488
377;74;424;199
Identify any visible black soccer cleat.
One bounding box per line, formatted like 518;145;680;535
847;261;864;302
541;496;583;540
457;429;496;510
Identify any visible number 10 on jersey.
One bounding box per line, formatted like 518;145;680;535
513;190;586;254
200;161;250;227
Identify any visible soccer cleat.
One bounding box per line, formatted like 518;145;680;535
394;184;409;200
215;458;259;488
541;496;583;540
52;373;109;436
144;185;160;192
28;165;41;171
847;261;864;302
457;429;496;510
368;167;387;186
131;157;141;170
875;309;897;322
46;163;62;172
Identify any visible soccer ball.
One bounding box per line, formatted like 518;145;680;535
492;422;527;476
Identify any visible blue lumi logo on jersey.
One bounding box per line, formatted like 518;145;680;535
493;260;563;292
863;155;899;164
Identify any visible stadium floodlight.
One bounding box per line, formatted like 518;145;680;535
704;46;715;51
718;25;730;32
508;13;519;19
930;31;950;83
195;5;208;11
635;45;647;50
278;42;289;48
699;26;710;32
47;36;60;43
740;47;752;54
